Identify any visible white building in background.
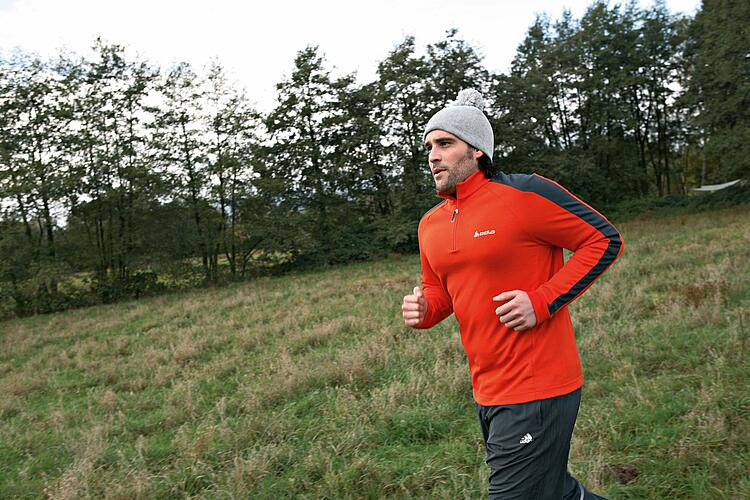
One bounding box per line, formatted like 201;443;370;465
692;179;745;193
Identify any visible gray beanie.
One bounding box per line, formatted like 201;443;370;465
423;89;494;161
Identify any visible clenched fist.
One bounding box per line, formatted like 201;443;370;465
493;289;537;332
402;286;427;327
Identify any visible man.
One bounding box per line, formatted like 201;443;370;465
401;89;623;499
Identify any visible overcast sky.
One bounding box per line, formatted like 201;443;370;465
1;0;701;112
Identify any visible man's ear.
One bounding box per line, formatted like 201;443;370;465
474;149;484;160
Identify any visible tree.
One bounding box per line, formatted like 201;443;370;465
150;62;221;282
265;46;363;264
0;52;79;296
425;29;491;108
204;61;263;279
490;2;689;205
683;0;750;182
68;39;160;288
374;38;433;249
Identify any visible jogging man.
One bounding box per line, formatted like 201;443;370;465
401;89;623;499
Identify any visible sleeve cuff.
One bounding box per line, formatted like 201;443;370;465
528;289;551;325
415;302;438;329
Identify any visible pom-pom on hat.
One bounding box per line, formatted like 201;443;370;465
423;89;494;161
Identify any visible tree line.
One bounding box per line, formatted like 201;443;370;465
1;0;748;318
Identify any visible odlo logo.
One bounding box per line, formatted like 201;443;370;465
474;229;496;238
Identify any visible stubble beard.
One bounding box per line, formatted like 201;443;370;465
434;150;478;195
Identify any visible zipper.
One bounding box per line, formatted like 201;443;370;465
451;206;459;252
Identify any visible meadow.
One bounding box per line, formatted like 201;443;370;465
1;206;748;499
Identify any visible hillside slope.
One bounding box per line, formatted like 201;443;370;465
1;207;748;498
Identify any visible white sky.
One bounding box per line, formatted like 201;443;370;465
1;0;701;112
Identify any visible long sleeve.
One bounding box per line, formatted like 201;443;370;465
416;228;453;329
515;174;624;325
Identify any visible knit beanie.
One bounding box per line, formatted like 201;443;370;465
423;89;494;161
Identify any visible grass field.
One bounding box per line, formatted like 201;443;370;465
1;206;748;499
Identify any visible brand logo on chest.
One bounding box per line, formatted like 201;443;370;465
473;229;496;238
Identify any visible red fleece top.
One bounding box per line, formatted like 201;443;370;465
417;170;623;405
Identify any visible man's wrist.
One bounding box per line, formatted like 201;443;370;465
527;289;550;324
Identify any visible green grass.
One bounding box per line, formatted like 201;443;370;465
1;207;748;498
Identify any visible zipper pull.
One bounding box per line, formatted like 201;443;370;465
451;208;458;223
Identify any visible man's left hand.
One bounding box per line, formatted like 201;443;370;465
492;290;537;332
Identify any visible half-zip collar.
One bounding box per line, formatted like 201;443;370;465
438;169;490;202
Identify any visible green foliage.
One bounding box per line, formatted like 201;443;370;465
683;0;750;181
374;37;434;227
92;270;165;304
264;46;365;266
492;1;691;204
2;2;749;317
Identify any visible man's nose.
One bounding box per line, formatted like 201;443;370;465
428;148;440;165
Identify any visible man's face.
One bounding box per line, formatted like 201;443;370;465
424;130;481;195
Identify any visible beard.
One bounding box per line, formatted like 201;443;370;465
433;150;478;195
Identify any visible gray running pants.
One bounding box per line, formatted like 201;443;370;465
475;388;606;499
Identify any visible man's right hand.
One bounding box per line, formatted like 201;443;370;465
402;286;427;327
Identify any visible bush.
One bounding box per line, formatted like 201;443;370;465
0;283;17;320
93;270;165;303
